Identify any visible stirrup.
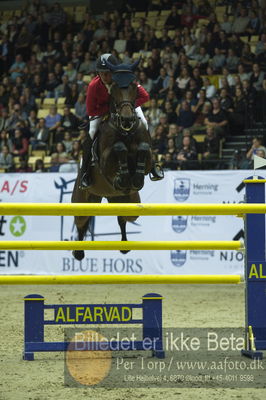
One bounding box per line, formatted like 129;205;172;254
149;164;164;181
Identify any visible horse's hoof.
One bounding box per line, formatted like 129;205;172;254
120;249;130;254
72;250;85;260
131;173;144;191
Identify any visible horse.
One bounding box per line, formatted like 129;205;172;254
71;59;153;261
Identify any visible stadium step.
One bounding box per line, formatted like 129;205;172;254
225;135;247;143
223;142;247;150
222;148;247;159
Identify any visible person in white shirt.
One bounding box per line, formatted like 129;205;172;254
218;67;236;88
201;77;216;99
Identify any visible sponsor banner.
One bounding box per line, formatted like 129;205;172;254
0;171;263;276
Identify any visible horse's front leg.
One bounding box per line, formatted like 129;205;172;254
118;216;129;254
132;142;151;191
113;141;131;191
71;177;89;261
109;192;140;255
71;178;100;261
72;216;91;261
117;215;138;254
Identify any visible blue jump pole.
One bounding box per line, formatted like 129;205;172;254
142;293;164;358
24;294;45;361
242;177;266;359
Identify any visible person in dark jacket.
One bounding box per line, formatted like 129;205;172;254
57;106;78;133
30;118;49;149
176;136;198;170
204;98;228;138
11;129;28;157
165;5;181;29
176;100;196;130
202;126;220;168
227;86;248;133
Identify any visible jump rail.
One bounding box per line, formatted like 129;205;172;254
0;178;265;360
1;202;266;216
0;240;243;251
0;275;242;285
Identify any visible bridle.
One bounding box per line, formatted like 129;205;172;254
102;58;142;134
109;79;139;136
111;98;138;135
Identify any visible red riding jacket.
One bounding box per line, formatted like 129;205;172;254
86;76;149;117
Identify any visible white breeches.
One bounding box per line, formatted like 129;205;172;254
135;106;148;130
88;107;148;140
89;117;102;140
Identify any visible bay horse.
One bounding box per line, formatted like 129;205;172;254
71;59;153;261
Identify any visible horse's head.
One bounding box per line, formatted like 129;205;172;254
106;58;141;133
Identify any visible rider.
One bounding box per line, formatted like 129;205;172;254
79;53;163;189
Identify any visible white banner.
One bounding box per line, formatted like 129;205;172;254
0;170;263;276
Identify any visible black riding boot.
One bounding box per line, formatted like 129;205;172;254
146;128;164;181
79;136;93;189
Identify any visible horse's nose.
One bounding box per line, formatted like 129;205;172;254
121;115;134;128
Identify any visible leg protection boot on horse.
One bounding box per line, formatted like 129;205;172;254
150;160;164;181
135;107;164;182
79;136;93;190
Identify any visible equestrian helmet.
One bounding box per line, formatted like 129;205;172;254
96;53;118;72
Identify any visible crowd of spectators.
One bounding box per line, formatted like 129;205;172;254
0;0;266;173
